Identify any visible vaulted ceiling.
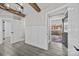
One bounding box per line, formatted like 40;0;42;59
0;3;66;17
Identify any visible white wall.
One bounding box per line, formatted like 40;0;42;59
0;19;3;44
68;4;79;56
24;11;48;50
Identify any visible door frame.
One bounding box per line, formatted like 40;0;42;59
0;18;13;44
46;4;68;46
2;18;13;44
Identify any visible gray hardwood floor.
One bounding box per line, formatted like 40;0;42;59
0;38;67;56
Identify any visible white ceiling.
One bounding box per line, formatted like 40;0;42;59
0;3;66;16
23;3;66;15
38;3;66;11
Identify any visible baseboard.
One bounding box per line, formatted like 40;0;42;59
10;38;24;44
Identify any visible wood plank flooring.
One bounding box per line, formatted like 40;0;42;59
0;38;68;56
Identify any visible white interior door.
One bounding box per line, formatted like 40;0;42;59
0;19;3;44
10;20;24;44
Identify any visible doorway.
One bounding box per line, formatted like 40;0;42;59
47;10;68;56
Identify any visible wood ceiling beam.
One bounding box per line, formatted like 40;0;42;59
0;3;25;17
29;3;41;12
16;3;24;9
